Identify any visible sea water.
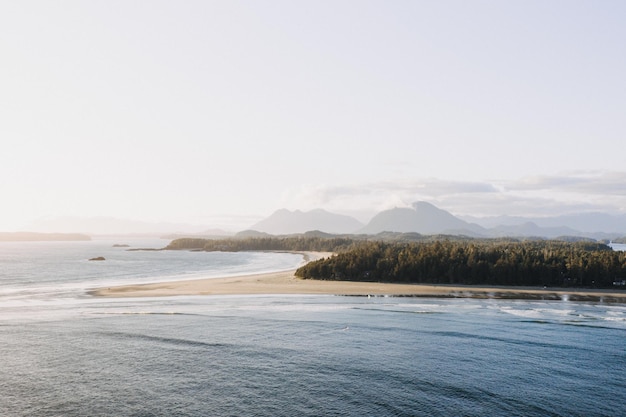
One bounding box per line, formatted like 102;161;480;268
1;239;625;416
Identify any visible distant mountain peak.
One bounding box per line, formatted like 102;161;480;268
248;208;364;235
359;202;484;236
412;201;438;210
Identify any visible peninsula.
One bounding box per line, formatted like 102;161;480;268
91;237;626;301
91;250;626;303
90;266;626;303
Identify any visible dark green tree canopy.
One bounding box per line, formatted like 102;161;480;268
296;240;626;288
166;237;626;289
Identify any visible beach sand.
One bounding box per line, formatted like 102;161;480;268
90;252;626;302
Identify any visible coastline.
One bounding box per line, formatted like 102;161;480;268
89;252;626;302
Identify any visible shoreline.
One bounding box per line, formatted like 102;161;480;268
89;251;626;302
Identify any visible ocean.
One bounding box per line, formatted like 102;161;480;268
1;239;625;416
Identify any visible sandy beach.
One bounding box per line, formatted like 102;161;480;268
90;252;626;302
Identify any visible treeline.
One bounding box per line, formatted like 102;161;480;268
165;233;487;252
295;240;626;288
165;237;355;252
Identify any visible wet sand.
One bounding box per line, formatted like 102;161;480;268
90;253;626;302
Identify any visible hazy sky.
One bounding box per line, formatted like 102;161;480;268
2;1;625;231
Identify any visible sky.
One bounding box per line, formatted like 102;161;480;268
1;1;625;231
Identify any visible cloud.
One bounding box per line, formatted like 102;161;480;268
280;171;626;220
507;171;626;195
280;179;500;220
284;179;497;203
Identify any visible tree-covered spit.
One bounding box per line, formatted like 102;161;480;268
295;240;626;289
166;236;626;288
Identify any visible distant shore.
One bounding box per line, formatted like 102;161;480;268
90;252;626;302
0;232;91;241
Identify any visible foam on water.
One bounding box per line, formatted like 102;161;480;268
2;295;626;416
2;240;626;416
0;238;303;302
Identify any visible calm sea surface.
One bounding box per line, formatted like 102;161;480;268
1;239;625;416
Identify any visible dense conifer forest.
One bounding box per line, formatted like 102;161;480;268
166;237;626;288
296;240;626;288
165;236;355;252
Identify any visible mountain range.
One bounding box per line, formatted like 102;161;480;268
461;212;626;234
19;203;626;239
248;203;626;239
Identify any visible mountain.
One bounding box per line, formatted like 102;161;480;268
161;229;235;240
536;213;626;234
487;222;581;239
357;202;610;238
359;202;484;235
235;230;273;238
248;209;364;235
462;212;626;237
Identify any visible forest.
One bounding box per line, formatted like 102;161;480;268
295;240;626;288
166;237;626;288
165;236;356;252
